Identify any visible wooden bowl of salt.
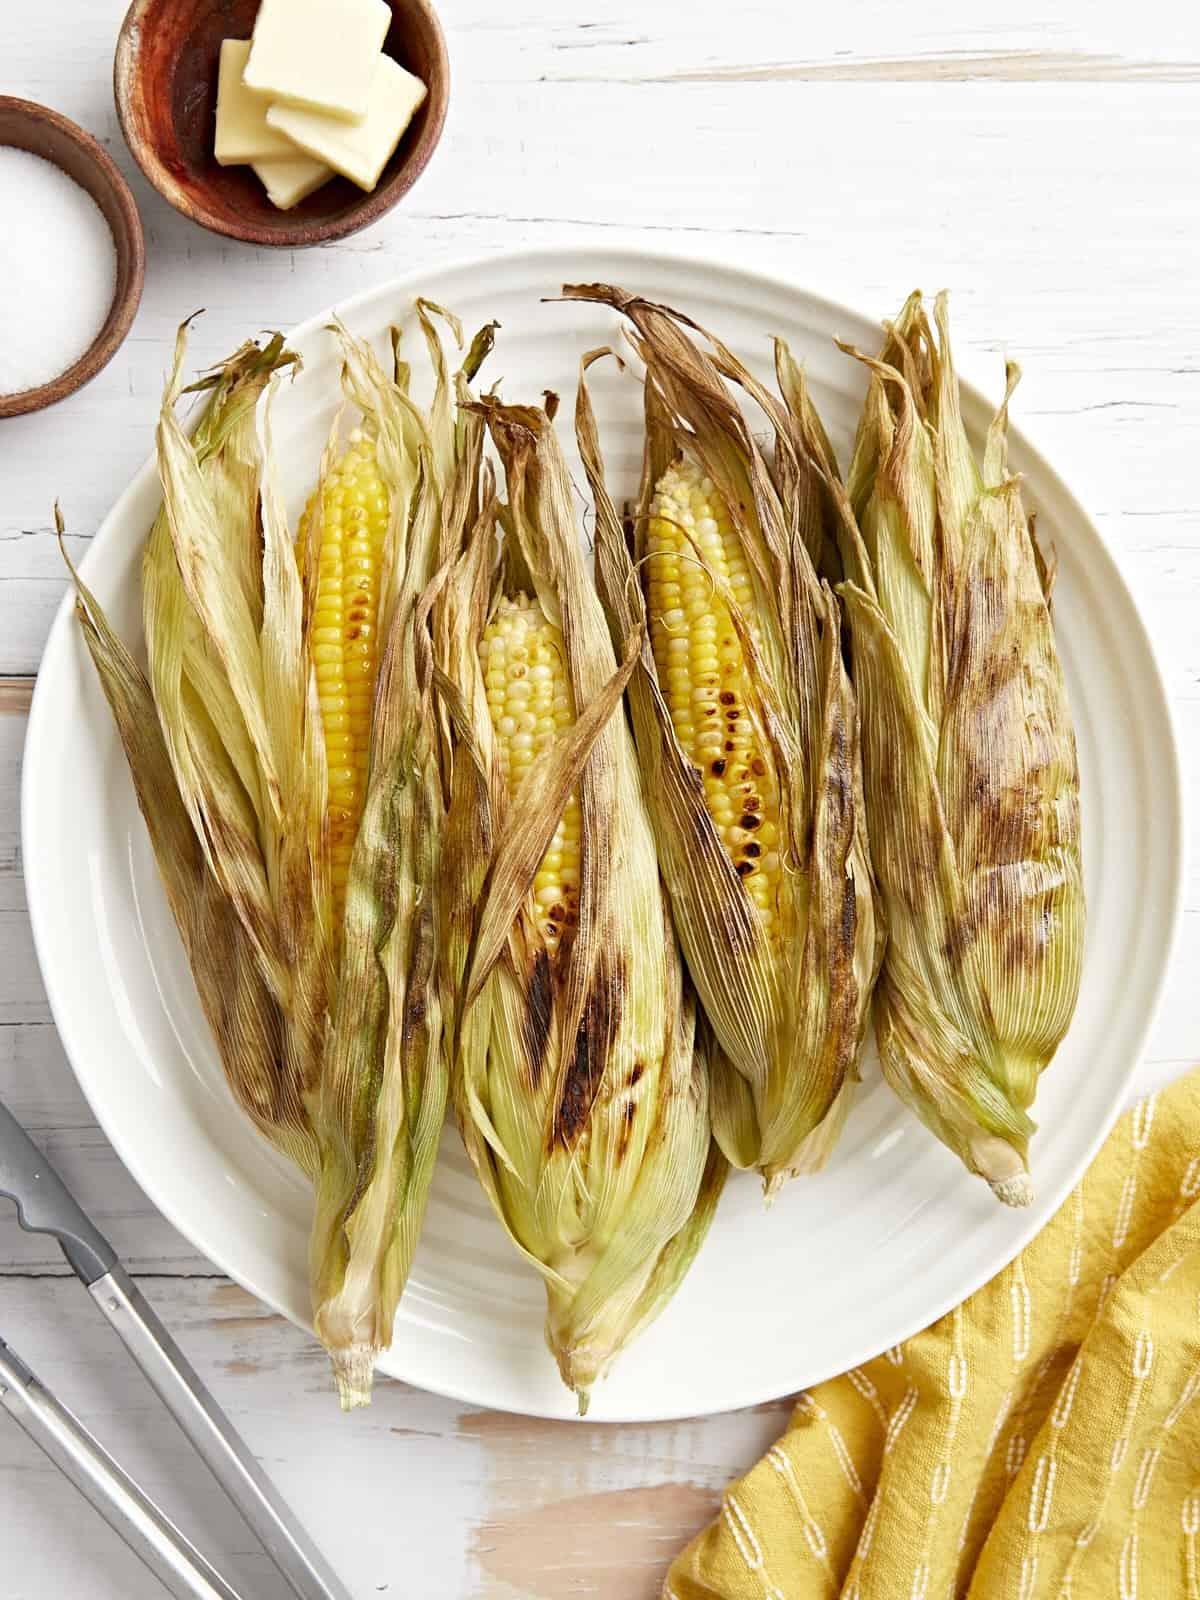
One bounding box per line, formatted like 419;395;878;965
0;98;145;420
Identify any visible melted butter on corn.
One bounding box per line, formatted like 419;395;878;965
646;458;783;939
480;595;581;953
300;429;389;923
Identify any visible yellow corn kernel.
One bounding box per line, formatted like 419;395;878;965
299;429;389;923
647;458;782;936
479;595;580;952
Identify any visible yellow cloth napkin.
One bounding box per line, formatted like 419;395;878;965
667;1070;1200;1600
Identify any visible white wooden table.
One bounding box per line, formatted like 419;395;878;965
2;3;1198;1595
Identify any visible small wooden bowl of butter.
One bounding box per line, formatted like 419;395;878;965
115;0;448;246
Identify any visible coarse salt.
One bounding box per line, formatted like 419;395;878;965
0;147;118;397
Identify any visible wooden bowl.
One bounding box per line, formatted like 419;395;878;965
0;99;145;420
114;0;450;247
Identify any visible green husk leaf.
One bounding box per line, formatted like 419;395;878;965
329;316;431;636
307;552;446;1406
413;297;464;491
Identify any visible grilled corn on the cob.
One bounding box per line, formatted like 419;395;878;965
835;293;1085;1203
569;288;881;1189
306;308;493;1407
80;307;493;1413
439;397;724;1411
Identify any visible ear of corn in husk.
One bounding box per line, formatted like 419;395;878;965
72;310;494;1410
566;289;881;1192
63;509;298;1174
137;333;325;1177
302;309;494;1407
436;394;724;1413
833;292;1084;1204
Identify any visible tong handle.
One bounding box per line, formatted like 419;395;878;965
0;1098;115;1282
0;1335;246;1600
90;1268;351;1600
0;1103;348;1600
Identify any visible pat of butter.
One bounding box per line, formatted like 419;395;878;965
214;39;298;164
244;0;391;123
252;154;334;211
266;55;426;193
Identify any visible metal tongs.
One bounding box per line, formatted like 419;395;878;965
0;1098;351;1600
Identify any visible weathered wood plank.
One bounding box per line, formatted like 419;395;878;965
462;1402;791;1598
654;55;1200;83
0;679;33;715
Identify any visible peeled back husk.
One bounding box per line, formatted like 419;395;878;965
566;287;882;1190
835;292;1085;1204
437;395;724;1412
305;310;493;1407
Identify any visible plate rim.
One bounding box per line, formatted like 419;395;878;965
22;243;1187;1421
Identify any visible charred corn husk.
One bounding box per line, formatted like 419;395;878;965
568;289;881;1190
66;507;297;1175
835;292;1084;1204
438;397;724;1412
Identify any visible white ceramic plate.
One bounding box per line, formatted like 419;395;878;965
24;248;1183;1422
